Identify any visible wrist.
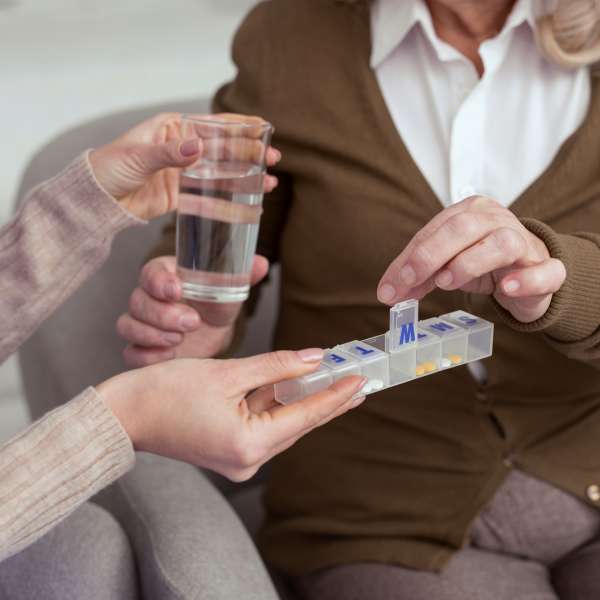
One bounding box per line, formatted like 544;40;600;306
96;370;147;449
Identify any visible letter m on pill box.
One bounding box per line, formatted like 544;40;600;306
389;299;419;352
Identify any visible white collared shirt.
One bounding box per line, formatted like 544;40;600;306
370;0;590;208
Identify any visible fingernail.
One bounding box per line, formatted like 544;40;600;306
165;282;179;300
297;348;324;363
180;139;201;157
180;314;199;330
436;270;453;289
274;149;282;162
378;283;396;303
399;265;417;286
503;280;520;294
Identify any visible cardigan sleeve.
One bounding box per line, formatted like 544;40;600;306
0;387;134;561
494;218;600;366
0;152;145;363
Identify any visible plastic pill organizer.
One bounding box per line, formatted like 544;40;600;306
274;299;494;404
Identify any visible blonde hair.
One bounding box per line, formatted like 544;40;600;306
537;0;600;68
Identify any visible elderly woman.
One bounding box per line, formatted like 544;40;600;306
0;113;366;599
120;1;600;598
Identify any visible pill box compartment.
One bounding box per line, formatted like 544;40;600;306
338;340;390;387
415;329;442;377
274;377;305;405
386;343;417;385
321;349;362;382
419;317;468;369
440;310;494;362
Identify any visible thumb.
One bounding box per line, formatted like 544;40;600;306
135;138;203;174
228;349;325;393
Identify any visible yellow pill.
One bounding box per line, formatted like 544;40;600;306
449;354;463;365
423;361;437;373
416;364;426;377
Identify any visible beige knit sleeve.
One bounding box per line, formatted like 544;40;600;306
0;387;134;561
0;151;145;362
494;218;600;367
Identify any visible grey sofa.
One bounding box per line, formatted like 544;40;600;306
16;100;294;599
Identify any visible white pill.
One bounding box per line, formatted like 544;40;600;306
441;358;451;368
362;379;385;394
369;379;384;391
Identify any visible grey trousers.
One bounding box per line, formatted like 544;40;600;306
0;454;279;600
293;470;600;600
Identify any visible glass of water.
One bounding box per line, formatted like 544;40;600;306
176;115;274;303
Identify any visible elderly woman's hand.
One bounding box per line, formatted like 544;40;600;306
97;350;366;481
88;112;280;221
377;196;567;323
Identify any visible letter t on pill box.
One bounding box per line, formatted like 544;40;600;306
337;341;390;387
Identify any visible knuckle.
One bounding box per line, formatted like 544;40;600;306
231;438;260;469
452;255;477;281
492;227;525;259
227;467;258;483
411;243;437;272
128;288;145;318
156;305;179;329
463;195;497;211
527;269;545;291
116;315;131;339
447;212;479;238
266;350;293;374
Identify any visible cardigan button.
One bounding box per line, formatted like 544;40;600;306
587;485;600;503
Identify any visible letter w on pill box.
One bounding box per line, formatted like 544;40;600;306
274;300;494;405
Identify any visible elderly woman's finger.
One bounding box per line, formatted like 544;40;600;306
264;175;279;193
376;196;502;302
117;314;182;348
378;212;502;304
434;227;529;291
266;147;282;165
499;258;567;298
129;287;200;333
139;256;181;302
122;344;177;368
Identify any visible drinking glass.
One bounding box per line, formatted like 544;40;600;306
176;115;274;302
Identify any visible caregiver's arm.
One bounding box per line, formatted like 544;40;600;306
0;350;366;561
0;112;280;364
377;195;600;366
0;113;203;362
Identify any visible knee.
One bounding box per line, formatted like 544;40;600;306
0;503;137;600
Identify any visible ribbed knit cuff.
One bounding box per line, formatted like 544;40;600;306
493;218;600;342
0;388;134;561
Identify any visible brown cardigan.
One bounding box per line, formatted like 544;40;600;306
153;0;600;574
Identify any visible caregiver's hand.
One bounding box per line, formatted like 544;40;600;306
377;196;567;323
88;112;280;221
117;255;268;366
97;350;366;481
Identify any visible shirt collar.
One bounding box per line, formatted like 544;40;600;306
370;0;543;68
